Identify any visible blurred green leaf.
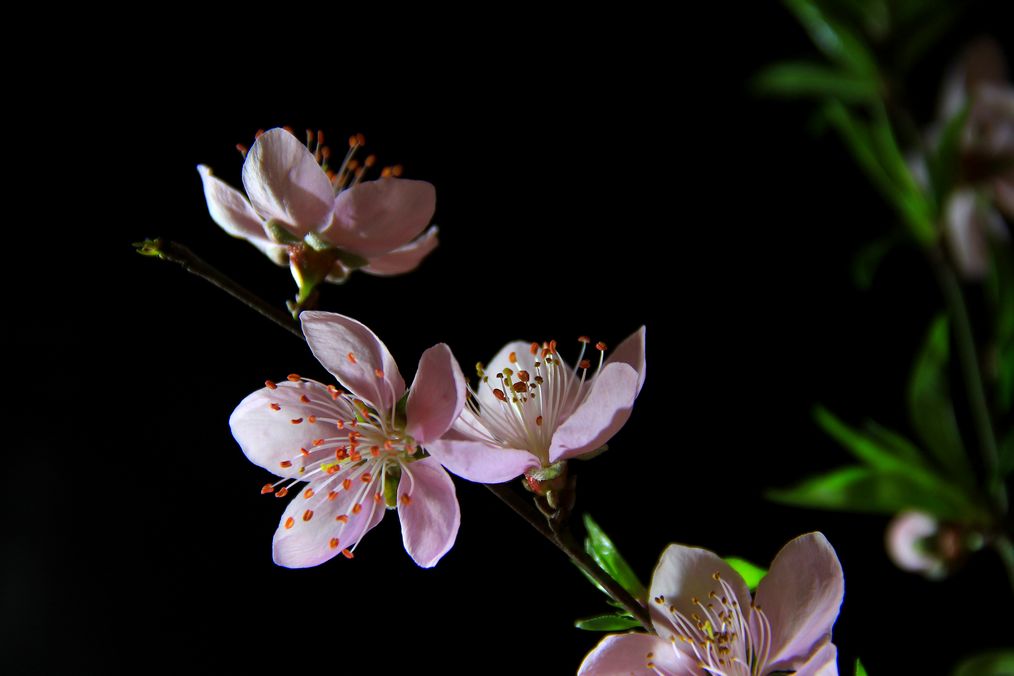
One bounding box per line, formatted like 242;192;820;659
574;614;642;632
814;406;923;471
783;0;877;76
755;61;879;102
852;234;899;289
861;420;925;465
927;106;969;213
856;658;869;676
583;514;647;599
952;650;1014;676
768;465;975;520
723;557;767;590
909;316;974;486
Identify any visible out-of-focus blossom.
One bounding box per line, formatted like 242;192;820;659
229;312;465;568
580;533;843;676
885;510;969;580
426;328;645;487
935;39;1013;278
198;128;438;296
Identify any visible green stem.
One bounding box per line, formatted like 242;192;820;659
930;254;1006;514
993;535;1014;597
135;238;303;339
140;238;653;630
484;483;652;630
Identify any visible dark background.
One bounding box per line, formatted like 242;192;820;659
10;5;1013;673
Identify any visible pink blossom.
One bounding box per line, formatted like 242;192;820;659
580;533;844;676
425;328;645;484
229;312;465;568
198;128;438;287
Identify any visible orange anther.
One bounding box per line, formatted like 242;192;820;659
391;164;403;177
326;465;339;475
348;135;358;147
279;460;293;468
236;143;248;157
261;483;275;494
255;129;265;139
291;418;303;425
347;352;357;364
336;514;349;523
265;380;278;390
384;440;394;450
317;130;325;146
364;154;376;167
356;133;366;146
352;503;362;515
549;340;557;353
300;447;310;456
512;382;527;393
341;548;354;559
302;509;314;521
380;167;392;178
343;478;352;490
400;494;412;506
580;359;591;369
509;351;517;364
336;448;348;460
283;126;294;135
308;416;317;424
303;488;315;499
347;159;359;171
374;368;384;378
517;370;530;382
596;342;607;351
578;336;590;344
275;487;289;498
493;389;507;401
361;472;372;483
374;493;383;504
350;451;362;462
327;490;338;501
300;395;310;403
530;342;539;355
371;446;380;457
312;439;325;446
269;403;281;411
329;537;340;549
536;415;543;426
284;517;295;529
287;373;301;382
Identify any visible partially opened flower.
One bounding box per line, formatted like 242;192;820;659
229;311;465;568
580;533;844;676
425;328;645;487
198;128;438;301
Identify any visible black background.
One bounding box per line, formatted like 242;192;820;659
10;5;1014;674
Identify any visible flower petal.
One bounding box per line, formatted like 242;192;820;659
197;165;287;265
944;189;991;279
242;128;334;234
578;633;684;676
324;178;436;257
605;326;647;396
397;457;460;567
425;413;541;483
549;362;639;462
406;343;466;444
230;380;352;479
790;640;839;676
754;532;844;667
272;470;387;568
475;340;540;411
300;311;406;413
648;543;751;643
362;225;439;276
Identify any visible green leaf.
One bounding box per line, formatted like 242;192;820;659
927;105;970;212
814;406;923;471
851;234;898;289
754;61;879;102
861;420;925;466
783;0;878;76
723;557;767;590
908;316;974;487
583;514;647;598
855;658;869;676
574;614;642;632
952;650;1014;676
767;465;975;521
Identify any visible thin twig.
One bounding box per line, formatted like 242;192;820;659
140;238;653;629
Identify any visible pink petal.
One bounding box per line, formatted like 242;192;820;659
754;532;844;667
578;633;685;676
425;413;541;483
362;226;439;276
324;178;436;257
230;380;352;479
549;362;639;462
242;128;335;235
272;471;387;568
995;177;1014;220
300;311;406;413
885;511;942;576
406;343;466;444
605;326;647;395
790;640;839;676
197;165;287;265
944;190;990;279
648;544;752;643
397;457;460;568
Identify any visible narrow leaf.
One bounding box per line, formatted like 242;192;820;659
855;658;869;676
574;614;642;632
813;406;922;471
908;316;974;487
754;61;878;102
723;557;767;590
583;514;647;598
783;0;878;76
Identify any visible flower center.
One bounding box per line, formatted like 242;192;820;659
259;374;421;558
653;572;771;676
464;337;607;464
